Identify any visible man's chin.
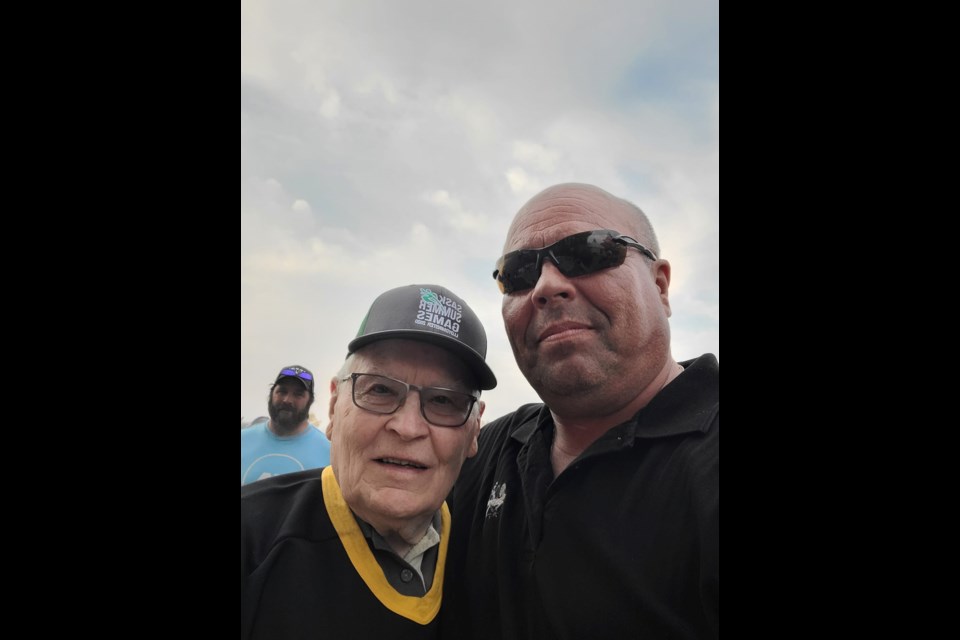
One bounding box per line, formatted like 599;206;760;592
529;361;600;398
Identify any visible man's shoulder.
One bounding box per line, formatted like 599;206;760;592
241;469;329;547
241;468;324;508
241;469;334;578
680;353;719;380
479;403;543;443
304;424;331;445
240;423;265;441
452;405;542;512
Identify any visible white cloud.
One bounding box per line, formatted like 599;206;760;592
506;167;539;194
422;190;488;232
318;91;341;119
355;74;400;105
241;0;719;425
512;140;561;173
291;199;312;213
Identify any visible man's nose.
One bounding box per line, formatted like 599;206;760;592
386;391;430;439
532;260;575;306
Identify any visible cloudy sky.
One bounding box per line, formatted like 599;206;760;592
241;0;719;426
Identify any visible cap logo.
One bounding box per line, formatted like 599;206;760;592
415;287;463;338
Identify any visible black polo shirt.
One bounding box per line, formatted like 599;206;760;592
444;354;719;640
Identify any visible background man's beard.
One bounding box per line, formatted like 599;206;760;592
267;401;309;435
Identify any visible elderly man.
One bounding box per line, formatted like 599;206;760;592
242;284;495;639
445;184;719;639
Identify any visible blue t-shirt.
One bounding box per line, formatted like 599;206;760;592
241;422;331;485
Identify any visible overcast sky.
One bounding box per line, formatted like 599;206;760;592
241;0;719;426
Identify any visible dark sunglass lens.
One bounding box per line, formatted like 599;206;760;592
499;253;540;293
552;232;623;277
282;368;313;381
496;230;631;293
511;260;541;290
586;238;626;272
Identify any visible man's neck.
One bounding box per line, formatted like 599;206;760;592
550;359;683;476
267;419;310;437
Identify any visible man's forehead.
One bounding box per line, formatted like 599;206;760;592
506;187;633;249
353;340;474;384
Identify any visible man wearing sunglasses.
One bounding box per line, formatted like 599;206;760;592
242;285;496;638
241;365;332;486
445;184;719;639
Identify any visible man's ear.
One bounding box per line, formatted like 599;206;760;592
466;400;485;458
655;259;672;318
326;377;339;439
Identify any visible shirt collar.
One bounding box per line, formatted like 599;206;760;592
510;354;719;446
356;510;443;561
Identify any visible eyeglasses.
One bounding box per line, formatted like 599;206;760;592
280;367;314;382
339;373;479;428
492;229;658;294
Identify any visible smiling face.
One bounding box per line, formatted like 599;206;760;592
500;184;673;418
326;339;483;535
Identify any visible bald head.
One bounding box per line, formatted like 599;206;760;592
498;181;675;422
506;183;660;257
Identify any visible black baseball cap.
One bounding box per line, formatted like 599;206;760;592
348;284;497;390
274;365;315;393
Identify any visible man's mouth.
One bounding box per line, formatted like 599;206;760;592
538;321;591;343
376;457;428;470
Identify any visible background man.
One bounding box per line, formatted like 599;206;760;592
241;365;331;485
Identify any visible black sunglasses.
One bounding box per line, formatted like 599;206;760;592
280;367;314;381
492;229;657;294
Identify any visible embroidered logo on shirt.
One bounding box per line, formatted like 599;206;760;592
485;482;506;518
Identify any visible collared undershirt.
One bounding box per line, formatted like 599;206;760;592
356;511;442;596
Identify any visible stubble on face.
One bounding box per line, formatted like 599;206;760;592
501;184;673;416
268;394;309;435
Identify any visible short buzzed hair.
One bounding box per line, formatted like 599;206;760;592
620;197;661;258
